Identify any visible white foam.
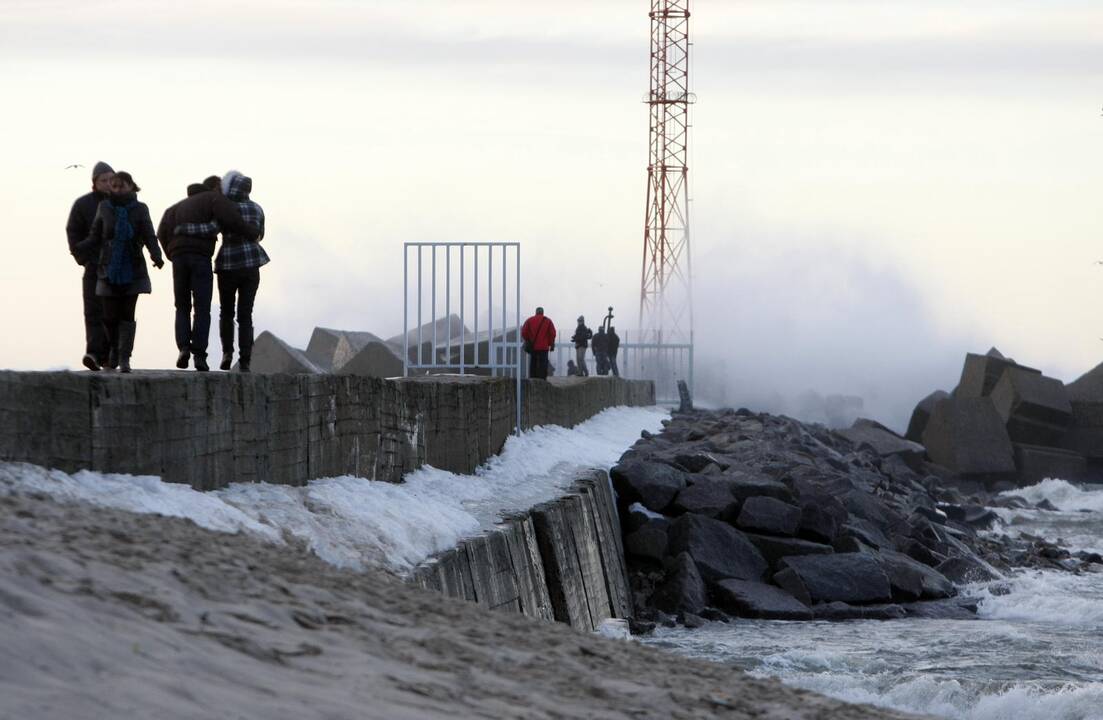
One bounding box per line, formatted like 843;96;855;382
975;570;1103;625
0;405;667;574
1000;479;1103;513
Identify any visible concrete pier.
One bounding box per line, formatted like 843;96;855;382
0;372;653;490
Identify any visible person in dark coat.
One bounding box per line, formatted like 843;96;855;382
157;175;260;372
173;171;268;373
67;161;114;370
592;325;609;376
520;307;557;380
74;172;164;373
607;326;621;377
571;315;592;377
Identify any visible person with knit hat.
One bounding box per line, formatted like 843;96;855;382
571;315;592;376
75;171;164;373
66;161;115;370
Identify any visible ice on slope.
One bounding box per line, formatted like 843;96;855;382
0;405;667;574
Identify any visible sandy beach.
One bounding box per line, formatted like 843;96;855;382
0;489;927;720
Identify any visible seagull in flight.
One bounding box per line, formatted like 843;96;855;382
64;164;84;170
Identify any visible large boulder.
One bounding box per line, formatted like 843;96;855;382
905;390;951;443
990;368;1072;447
743;533;834;568
956;351;1040;399
610;461;689;513
671;478;738;518
624;521;668;564
735;496;802;537
724;472;795;504
1013;444;1087;485
650;552;707;615
666;514;768;583
797;503;840;544
922;397;1015;477
712;579;813;621
776;553;893;605
935;556;1000;585
876;550;954;601
836;419;925;464
772;567;812;606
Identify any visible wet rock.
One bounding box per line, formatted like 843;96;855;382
624;522;668;564
899;597;979;619
650;552;707;615
1013;444;1087;486
938;504;999;530
772;567;812;607
610;461;689;513
777;553;893;605
1036;499;1059;512
680;612;707;629
698;607;730;623
876;550;954;601
735;497;802;537
812;601;906;621
899;538;947;568
725;473;795;504
837;518;892;550
671;478;738;518
627;618;656;635
713;579;814;621
935;556;1000;584
797;503;840;544
836;419;926;464
666;514;768;583
743;533;834;568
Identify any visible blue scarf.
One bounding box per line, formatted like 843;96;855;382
106;201;137;286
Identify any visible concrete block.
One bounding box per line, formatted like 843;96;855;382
335;341;404;378
1013;443;1087;485
990;368;1071;447
956;351;1039;399
905;390;951;443
922;397;1015;477
250;332;321;374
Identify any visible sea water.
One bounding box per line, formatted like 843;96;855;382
642;480;1103;720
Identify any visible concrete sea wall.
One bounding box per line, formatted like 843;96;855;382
410;470;633;632
0;372;653;490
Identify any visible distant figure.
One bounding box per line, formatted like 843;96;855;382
521;306;557;380
175;171;268;373
67;161;114;370
158;174;260;372
566;359;579;376
571;315;592;376
607;326;621;377
592;325;609;376
75;172;164;373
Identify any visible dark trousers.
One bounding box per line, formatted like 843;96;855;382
101;295;137;351
218;268;260;360
173;254;213;356
595;352;609;376
609;353;619;377
83;266;108;361
529;350;549;379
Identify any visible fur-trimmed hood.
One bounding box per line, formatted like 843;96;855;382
221;170;252;201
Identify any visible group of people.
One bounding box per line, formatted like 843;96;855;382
569;315;620;377
519;308;621;380
66;162;268;374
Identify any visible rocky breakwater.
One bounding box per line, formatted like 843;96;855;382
611;407;1101;629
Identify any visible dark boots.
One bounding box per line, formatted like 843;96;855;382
117;321;136;374
220;352;233;371
81;353;101;371
193;354;209;372
176;349;190;370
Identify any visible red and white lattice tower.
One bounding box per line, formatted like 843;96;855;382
639;0;694;346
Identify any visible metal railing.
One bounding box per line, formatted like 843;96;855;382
403;242;523;432
552;330;693;405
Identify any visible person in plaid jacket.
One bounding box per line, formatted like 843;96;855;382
174;170;268;372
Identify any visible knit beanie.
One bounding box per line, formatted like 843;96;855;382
91;161;114;181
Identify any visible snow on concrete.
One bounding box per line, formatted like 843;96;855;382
0;405;667;574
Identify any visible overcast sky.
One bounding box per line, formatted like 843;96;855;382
2;0;1102;427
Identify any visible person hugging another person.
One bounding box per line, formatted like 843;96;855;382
172;170;267;372
74;171;164;373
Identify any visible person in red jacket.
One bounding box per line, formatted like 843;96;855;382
521;306;557;379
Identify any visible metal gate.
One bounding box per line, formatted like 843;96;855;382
403;242;523;432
